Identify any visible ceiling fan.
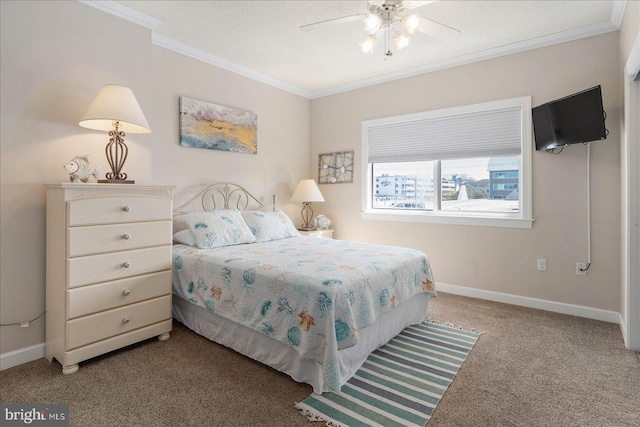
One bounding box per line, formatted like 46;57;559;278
300;0;460;59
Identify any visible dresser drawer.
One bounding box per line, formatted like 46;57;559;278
66;295;171;350
67;196;171;226
67;221;172;257
66;246;171;288
63;320;172;367
66;271;171;319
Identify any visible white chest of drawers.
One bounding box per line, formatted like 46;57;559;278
45;183;174;374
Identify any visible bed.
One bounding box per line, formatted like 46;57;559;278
171;183;436;393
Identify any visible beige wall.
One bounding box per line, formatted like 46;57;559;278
0;1;310;355
147;47;311;207
0;0;632;360
310;32;622;313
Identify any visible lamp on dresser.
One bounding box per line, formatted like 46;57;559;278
79;84;151;184
291;179;325;231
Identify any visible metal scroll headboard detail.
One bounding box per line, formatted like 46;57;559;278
173;182;277;216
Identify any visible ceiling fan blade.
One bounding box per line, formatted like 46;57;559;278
402;1;438;9
416;16;461;42
300;14;366;32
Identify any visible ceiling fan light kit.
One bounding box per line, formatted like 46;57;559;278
360;34;377;54
364;13;382;33
393;31;410;50
401;14;421;34
301;0;460;60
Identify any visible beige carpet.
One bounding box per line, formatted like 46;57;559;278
1;293;639;426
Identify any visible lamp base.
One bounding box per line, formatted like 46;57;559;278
298;226;317;231
98;179;135;184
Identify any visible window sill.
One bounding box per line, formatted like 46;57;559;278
361;210;533;229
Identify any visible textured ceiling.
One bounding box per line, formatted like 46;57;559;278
109;0;622;97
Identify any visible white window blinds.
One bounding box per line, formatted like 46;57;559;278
367;105;523;163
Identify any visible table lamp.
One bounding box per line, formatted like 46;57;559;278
291;179;325;231
79;84;151;184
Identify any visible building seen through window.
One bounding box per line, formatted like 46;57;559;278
372;156;520;214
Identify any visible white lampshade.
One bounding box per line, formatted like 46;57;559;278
79;85;151;134
291;179;325;202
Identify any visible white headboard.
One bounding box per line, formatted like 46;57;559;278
173;182;277;231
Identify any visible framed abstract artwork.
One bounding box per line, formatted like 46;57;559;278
318;151;354;184
179;96;257;154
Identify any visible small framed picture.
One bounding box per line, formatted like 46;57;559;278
318;151;354;184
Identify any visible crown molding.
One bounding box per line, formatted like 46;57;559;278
610;0;628;28
310;19;622;99
81;0;627;100
151;34;311;99
79;0;162;29
79;0;310;97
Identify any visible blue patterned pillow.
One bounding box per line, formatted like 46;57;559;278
241;210;300;242
184;211;255;249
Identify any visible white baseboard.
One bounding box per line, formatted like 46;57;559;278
437;282;620;324
0;343;45;371
619;313;629;347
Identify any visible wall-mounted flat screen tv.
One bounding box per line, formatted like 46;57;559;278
532;85;607;151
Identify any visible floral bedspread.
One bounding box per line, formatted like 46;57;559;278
172;236;436;391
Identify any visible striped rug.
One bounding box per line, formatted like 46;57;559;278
296;321;480;427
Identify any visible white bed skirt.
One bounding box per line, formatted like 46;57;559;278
172;293;430;394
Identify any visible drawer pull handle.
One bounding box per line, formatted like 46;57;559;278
123;206;132;212
123;289;131;296
122;262;131;268
122;234;131;240
122;317;130;324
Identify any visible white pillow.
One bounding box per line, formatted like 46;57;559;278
184;211;256;249
241;210;300;242
173;229;196;246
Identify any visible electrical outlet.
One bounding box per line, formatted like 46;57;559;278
537;259;547;271
576;263;587;276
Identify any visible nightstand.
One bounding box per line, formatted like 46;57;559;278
45;183;174;374
299;229;334;239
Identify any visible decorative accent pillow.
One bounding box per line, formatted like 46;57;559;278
173;229;196;246
241;210;300;242
184;211;255;249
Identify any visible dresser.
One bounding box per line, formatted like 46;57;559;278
45;183;174;374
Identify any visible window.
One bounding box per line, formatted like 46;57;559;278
493;171;518;179
361;97;532;228
372;161;434;210
493;183;518;190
